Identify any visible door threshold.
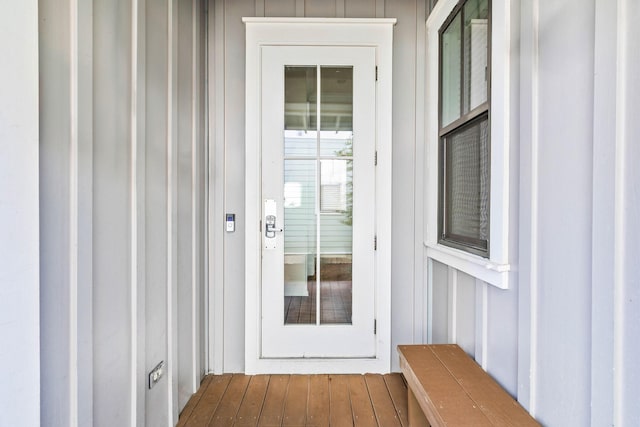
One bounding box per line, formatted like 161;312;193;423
246;356;390;375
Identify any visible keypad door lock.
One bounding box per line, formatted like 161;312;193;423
264;199;281;250
265;215;277;238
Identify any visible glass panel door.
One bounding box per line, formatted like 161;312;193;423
260;45;376;359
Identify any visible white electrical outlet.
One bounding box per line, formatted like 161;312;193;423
148;361;165;389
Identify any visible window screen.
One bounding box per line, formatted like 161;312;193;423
442;114;489;251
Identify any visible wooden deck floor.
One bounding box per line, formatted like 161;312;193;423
177;374;409;427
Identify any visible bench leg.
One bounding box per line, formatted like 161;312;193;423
407;388;430;427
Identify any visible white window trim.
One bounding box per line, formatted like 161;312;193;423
425;0;511;289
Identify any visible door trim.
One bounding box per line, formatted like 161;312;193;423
244;18;395;374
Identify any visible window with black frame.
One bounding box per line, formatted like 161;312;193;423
438;0;491;257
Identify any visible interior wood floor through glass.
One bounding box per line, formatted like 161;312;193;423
284;280;353;324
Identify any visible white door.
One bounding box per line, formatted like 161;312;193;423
260;45;377;358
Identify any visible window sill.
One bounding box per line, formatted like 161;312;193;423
424;241;510;289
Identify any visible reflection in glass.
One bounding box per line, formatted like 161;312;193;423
285;65;317;130
319;131;353;157
285;66;317;157
320;159;348;213
441;14;462;127
283;65;353;326
320;255;352;324
463;0;489;113
283;159;316;325
284;130;317;157
440;0;489;128
320;67;353;131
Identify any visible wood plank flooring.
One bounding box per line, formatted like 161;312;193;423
177;374;408;427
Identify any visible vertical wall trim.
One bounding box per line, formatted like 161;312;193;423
527;0;540;414
295;0;304;17
129;1;139;425
518;0;539;412
448;267;458;343
414;0;426;344
203;0;210;373
481;281;488;369
167;0;179;422
591;0;617;423
69;1;80;425
190;0;200;393
613;0;627;424
474;280;482;363
209;0;226;374
77;0;94;423
426;258;433;343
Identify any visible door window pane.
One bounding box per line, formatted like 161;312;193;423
283;159;317;325
285;66;317;157
283;65;354;326
320;159;349;213
320;67;352;131
320;67;353;156
319;131;353;157
320;255;352;324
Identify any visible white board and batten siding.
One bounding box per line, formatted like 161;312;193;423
24;0;640;426
518;0;640;425
38;1;207;426
426;0;640;426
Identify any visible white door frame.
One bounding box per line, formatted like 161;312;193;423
244;18;395;374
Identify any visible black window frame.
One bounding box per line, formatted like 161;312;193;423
437;0;492;258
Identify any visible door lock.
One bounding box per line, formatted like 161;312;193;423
265;215;277;238
264;199;282;250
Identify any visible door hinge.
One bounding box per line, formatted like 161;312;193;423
375;66;378;81
374;319;377;334
374;151;378;166
374;235;377;251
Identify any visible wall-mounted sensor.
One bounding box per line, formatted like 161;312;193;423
226;213;235;232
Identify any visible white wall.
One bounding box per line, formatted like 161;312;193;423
39;1;207;425
0;2;40;426
207;0;428;373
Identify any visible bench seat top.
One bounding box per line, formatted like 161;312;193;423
398;344;540;427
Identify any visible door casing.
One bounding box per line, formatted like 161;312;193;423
244;17;395;374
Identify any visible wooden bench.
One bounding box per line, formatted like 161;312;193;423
398;344;540;426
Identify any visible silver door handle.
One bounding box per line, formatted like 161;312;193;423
265;215;283;238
